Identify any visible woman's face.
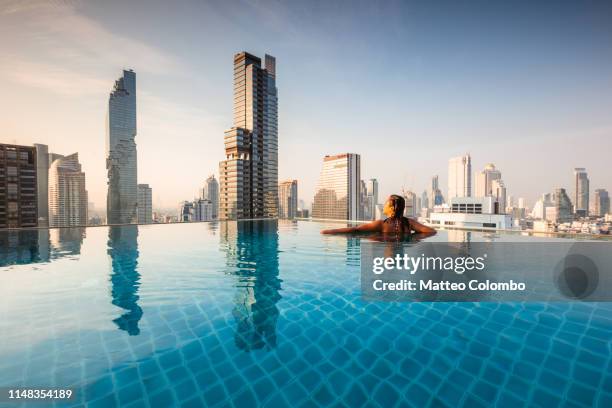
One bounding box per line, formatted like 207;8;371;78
383;198;395;218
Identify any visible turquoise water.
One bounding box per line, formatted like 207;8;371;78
0;220;611;407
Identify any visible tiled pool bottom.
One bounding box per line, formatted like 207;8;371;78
0;221;611;407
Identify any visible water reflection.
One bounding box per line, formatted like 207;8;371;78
108;225;142;336
0;228;85;266
220;220;281;351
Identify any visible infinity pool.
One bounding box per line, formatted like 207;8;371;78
0;220;611;407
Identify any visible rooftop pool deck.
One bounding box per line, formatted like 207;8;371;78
1;220;611;407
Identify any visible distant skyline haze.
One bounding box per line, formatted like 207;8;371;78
1;0;611;210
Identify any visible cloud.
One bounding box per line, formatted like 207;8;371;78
0;0;181;96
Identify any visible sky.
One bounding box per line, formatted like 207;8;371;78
1;0;611;211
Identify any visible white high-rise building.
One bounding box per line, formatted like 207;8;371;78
517;197;526;209
194;198;213;221
48;153;88;227
491;179;507;214
474;163;501;197
448;154;471;200
312;153;361;220
201;175;219;220
278;179;298;219
137;184;152;224
107;69;137;224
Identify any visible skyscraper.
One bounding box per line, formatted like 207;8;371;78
107;69;137;225
430;175;444;207
312;153;361;220
367;178;379;220
0;144;38;228
137;184;152;224
48;153;88;227
278;179;298;219
551;188;573;223
193;198;213;221
573;168;589;217
34;143;49;227
448;154;472;199
219;52;278;220
474;163;501;197
594;189;610;217
201;175;219;220
402;190;417;217
359;180;368;220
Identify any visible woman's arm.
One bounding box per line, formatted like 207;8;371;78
410;219;437;234
321;220;383;234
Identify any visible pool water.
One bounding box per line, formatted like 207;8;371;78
0;220;611;407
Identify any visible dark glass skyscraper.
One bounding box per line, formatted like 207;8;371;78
219;52;278;220
106;70;137;225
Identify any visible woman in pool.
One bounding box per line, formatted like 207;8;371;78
321;194;436;235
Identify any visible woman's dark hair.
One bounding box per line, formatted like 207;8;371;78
388;195;405;218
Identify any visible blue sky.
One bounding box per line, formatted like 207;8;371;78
1;0;611;209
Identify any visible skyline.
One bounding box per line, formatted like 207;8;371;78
2;0;612;210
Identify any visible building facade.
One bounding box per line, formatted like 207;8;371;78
137;184;152;224
366;178;379;220
219;52;278;220
491;179;507;214
34;143;49;227
0;144;37;228
552;188;573;223
194;198;213;221
448;154;472;200
474;163;501;197
430;175;444;207
201;175;219;220
430;196;512;230
278;179;298;219
48;153;88;227
573;168;589;217
312;153;361;220
107;69;138;225
594;189;610;217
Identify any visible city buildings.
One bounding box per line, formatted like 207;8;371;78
0;144;38;228
278;179;298;219
474;163;501;197
312;153;361;220
531;193;553;219
365;179;379;220
34;143;49;227
429;175;444;207
594;189;610;217
107;69;138;225
201;175;219;220
491;179;507;214
178;201;195;222
447;154;472;200
573;168;589;217
219;52;278;220
137;184;152;224
421;190;429;212
48;153;88;227
548;188;573;223
403;190;418;217
430;197;512;229
193;198;213;221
